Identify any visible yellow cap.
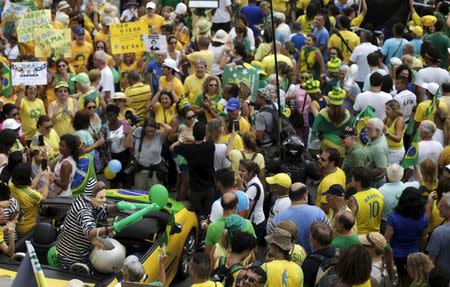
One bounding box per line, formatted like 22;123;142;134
266;173;292;188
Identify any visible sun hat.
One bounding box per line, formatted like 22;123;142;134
265;228;294;251
197;19;212;34
302;79;321;94
102;16;113;26
409;25;423;37
103;2;118;18
162;58;179;72
212;29;228;44
146;1;156;9
266;173;292;188
57;0;70;10
2;119;21;130
55;81;69;89
328;87;346;105
111;92;126;100
175;2;187;15
327;56;342;74
359;232;387;254
226;97;241;111
322;184;345;197
421;82;440;97
422;15;437;27
70;72;90;85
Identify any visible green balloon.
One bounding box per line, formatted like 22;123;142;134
149;184;168;209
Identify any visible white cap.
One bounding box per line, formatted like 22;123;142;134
421;82;440;96
389;57;402;67
175;2;187;15
162;58;179;72
2;119;21;130
102;16;113;26
57;0;70;10
146;2;156;9
111;92;126;100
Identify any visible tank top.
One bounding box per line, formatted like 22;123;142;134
386;117;404;150
52;98;76;136
49;156;76;197
353;188;384;234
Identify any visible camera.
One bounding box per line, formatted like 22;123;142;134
125;110;140;126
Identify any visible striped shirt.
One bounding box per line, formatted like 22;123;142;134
125;82;151;122
56;179;108;269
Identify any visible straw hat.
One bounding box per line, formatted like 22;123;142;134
103;3;118;18
359;232;387;254
197;19;212;34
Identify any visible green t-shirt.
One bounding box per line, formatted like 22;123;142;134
342;144;370;183
205;216;256;247
331;235;361;251
423;32;450;69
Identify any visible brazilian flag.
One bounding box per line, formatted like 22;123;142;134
401;131;419;168
352;106;377;145
1;63;11;98
12;241;48;287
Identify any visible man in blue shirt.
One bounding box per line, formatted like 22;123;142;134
290;22;305;52
271;182;330;254
146;53;165;96
240;0;264;37
380;22;408;67
313;12;329;55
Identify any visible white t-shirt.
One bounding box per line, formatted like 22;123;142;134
210;191;249;222
214;143;230;171
97;66;115;99
209;44;225;76
362;68;389;92
415;67;450;87
266;196;291;233
229;27;256;51
349;42;379;82
353;90;393;119
418;140;444;164
245;176;265;225
432;129;445;146
393;89;417;121
5;44;19;60
212;0;231;23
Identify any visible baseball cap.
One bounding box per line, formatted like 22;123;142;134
224;214;247;232
226;98;241;111
70;72;90;85
146;1;156;9
103;16;113;26
74;27;85;36
341;125;356;138
2;119;21;130
266;173;292;188
55;81;69;89
421;82;440;97
322;184;345;197
162;58;179;72
265;228;293;251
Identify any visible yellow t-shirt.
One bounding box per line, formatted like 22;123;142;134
238;117;251;134
125;82;152;121
296;15;315;35
350;14;365;27
262;260;304;287
328;30;360;63
219;133;244;151
49;98;76;136
19;98;47;140
30;129;61;161
184;74;209;103
10;184;42;236
154;102;178;125
71;41;94;73
429;200;444;233
291;244;307;266
316;168;346;206
159;76;185;99
353;188;384;234
272;0;289;13
119;61;138;83
299;47;319;73
187;50;215;74
139;14;165;33
228;150;265;175
192;281;224;287
414;100;448;123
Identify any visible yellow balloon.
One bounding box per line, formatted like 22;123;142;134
104;167;116;180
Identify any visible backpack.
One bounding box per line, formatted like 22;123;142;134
260;104;294;145
311;253;339;287
210;256;243;287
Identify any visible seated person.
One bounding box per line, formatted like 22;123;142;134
55;179;117;270
115;254;166;287
0;207;16;256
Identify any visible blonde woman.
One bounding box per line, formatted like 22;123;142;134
407;252;434;287
384;99;406;165
206;119;230;171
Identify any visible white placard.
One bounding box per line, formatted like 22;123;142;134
143;34;167;54
189;0;218;8
11;62;48;86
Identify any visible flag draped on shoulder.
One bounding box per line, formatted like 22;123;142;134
401;131;419;168
12;241;48;287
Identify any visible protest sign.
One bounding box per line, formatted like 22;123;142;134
188;0;218;8
110;22;147;54
11;62;48;86
222;65;259;100
34;28;72;58
17;9;51;43
143;34;167;54
1;0;32;38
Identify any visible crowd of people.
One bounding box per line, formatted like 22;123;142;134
0;0;450;285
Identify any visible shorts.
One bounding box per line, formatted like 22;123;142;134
188;187;215;217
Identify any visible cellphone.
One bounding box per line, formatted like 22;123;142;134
41;159;48;171
233;120;240;133
38;135;44;146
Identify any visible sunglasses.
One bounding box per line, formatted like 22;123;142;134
44;125;53;130
209;83;218;87
113;99;126;102
186;115;196;120
319;157;328;162
87;106;96;110
58;64;66;67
